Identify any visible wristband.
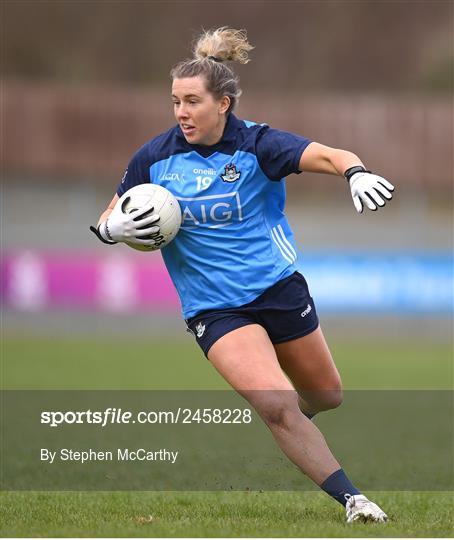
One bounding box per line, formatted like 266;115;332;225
89;224;117;245
344;166;371;182
104;220;116;242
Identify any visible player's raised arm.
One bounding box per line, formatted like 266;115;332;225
299;142;395;213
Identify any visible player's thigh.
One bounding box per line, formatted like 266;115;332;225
274;326;342;397
207;324;298;420
208;324;294;391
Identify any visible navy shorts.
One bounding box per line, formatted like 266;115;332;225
186;271;319;357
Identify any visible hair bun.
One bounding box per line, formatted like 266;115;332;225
194;27;254;64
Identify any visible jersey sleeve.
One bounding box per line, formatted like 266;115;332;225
255;126;312;181
116;145;152;197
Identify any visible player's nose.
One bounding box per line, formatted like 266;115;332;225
175;104;190;120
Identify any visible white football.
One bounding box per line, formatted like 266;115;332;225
112;183;182;251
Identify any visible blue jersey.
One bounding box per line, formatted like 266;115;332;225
117;114;311;319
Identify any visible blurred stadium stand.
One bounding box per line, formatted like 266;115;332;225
3;83;452;191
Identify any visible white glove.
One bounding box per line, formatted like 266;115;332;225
348;171;395;213
99;199;160;246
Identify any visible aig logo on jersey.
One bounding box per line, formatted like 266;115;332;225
177;192;243;230
221;163;241;183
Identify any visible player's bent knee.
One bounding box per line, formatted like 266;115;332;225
322;388;343;410
252;392;302;430
301;387;343;412
316;383;343;410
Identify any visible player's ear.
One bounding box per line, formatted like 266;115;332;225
219;96;230;115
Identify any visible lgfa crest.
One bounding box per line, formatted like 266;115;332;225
221;163;241;183
195;322;205;338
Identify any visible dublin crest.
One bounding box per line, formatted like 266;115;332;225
221;163;241;183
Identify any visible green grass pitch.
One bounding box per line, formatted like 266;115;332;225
1;335;453;537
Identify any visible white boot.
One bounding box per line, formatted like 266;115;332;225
345;494;388;523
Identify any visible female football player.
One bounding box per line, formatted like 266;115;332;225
91;27;394;523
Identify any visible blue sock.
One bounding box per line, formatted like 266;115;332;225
320;468;361;506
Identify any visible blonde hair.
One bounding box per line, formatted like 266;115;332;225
193;27;253;64
170;27;254;113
